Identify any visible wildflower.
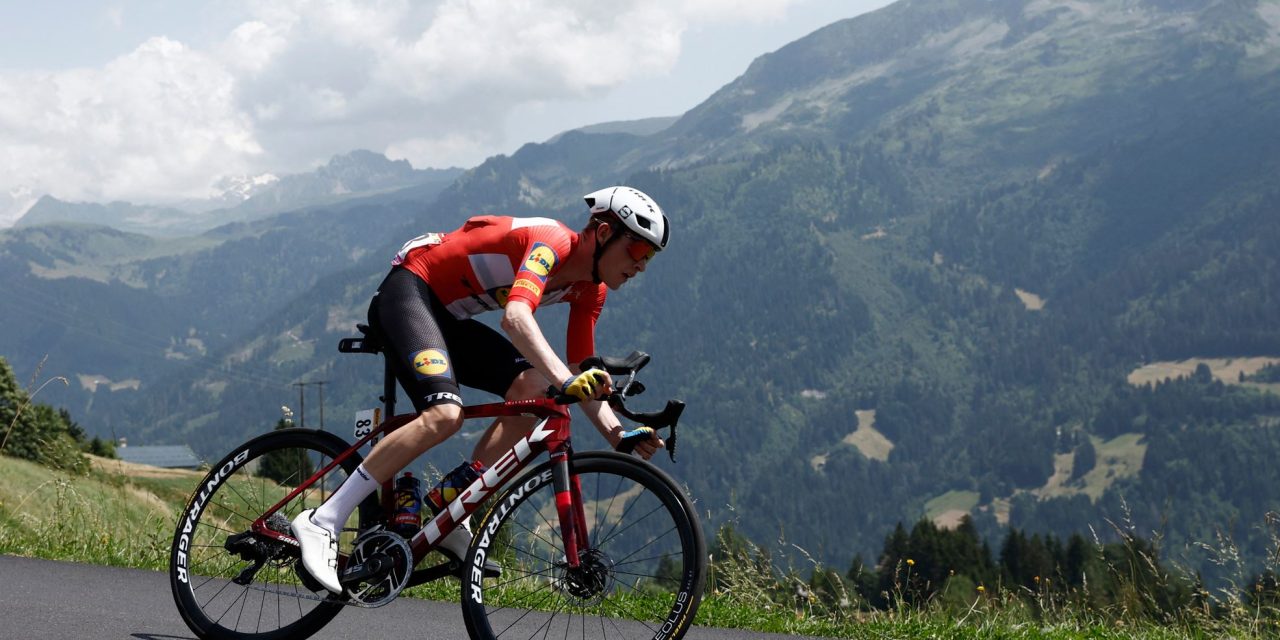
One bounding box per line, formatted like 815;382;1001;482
1034;575;1040;583
977;585;985;593
949;569;955;576
906;558;915;567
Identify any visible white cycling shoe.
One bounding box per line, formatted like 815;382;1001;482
291;509;343;594
437;521;473;561
435;519;502;576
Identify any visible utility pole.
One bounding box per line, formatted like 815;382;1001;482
315;381;328;430
292;380;329;430
294;381;308;428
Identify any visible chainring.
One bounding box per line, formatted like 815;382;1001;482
343;529;414;608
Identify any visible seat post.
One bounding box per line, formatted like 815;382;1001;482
382;355;397;418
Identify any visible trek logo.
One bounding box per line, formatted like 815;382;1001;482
418;420;556;577
423;392;462;405
175;449;251;584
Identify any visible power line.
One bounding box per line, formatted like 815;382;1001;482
292;380;330;430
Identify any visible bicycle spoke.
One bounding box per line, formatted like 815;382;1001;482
596;492;653;548
611;524;677;566
509;517;561;559
464;456;703;640
170;433;357;640
492;586;562;638
484;565;558;592
594;474;628;543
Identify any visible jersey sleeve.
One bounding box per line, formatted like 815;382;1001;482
506;226;573;313
566;282;607;366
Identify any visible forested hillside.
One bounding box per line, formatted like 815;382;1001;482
3;0;1279;582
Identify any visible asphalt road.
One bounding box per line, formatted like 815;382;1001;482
0;555;804;639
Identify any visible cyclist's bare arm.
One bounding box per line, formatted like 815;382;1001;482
501;300;583;385
579;396;664;459
503;300;661;458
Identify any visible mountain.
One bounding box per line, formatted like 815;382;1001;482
0;166;463;424
545;116;680;143
14;151;464;235
210;150;463;221
6;0;1280;583
16;198;192;236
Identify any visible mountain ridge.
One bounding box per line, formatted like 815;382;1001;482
4;0;1279;581
14;150;464;236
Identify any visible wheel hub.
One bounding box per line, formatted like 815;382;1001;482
556;549;615;605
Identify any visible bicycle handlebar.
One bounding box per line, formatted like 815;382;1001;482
546;351;685;461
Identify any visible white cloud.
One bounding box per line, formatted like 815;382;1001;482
0;0;813;221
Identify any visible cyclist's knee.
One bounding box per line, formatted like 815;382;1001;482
505;368;545;401
411;403;463;437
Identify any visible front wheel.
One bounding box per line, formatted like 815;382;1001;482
461;451;706;640
169;428;364;640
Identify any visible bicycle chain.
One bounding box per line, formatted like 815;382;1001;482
237;582;366;608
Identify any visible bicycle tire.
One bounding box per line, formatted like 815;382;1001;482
461;451;706;640
169;428;364;640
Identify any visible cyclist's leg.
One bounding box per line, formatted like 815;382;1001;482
356;266;467;482
293;268;464;591
448;320;541;466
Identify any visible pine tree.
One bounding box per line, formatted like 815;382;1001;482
1070;438;1097;482
0;357;86;472
256;419;314;485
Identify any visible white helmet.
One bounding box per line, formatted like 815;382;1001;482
583;186;669;251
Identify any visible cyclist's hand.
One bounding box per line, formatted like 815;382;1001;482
561;368;611;402
615;426;665;460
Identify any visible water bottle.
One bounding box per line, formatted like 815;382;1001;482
391;472;423;538
426;461;486;515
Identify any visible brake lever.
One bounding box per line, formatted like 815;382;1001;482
608;396;685;462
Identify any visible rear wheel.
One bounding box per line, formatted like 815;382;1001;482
169;429;364;640
461;452;706;640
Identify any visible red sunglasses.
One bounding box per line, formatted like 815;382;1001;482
625;235;657;262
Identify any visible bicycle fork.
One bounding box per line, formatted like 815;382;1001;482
552;450;591;569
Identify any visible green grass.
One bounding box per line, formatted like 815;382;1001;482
5;453;1280;638
924;490;981;524
0;455;178;570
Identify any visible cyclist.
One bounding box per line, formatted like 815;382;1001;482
292;186;669;593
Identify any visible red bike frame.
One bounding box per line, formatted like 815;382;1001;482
250;395;595;571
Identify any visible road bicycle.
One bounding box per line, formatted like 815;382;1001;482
168;323;706;640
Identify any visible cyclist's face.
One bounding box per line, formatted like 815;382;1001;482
599;228;654;290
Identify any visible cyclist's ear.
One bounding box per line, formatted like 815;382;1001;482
594;220;615;243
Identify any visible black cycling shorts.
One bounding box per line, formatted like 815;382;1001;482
370;267;535;412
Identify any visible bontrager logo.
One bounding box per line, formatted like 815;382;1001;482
175;449;250;584
469;469;553;604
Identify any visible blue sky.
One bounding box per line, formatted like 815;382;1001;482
0;0;889;223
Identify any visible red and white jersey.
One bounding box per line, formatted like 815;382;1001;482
392;215;607;364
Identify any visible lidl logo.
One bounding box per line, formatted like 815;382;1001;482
494;287;511;307
412;349;450;377
523;243;557;280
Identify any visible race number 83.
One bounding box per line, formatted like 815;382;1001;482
353;408;381;439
